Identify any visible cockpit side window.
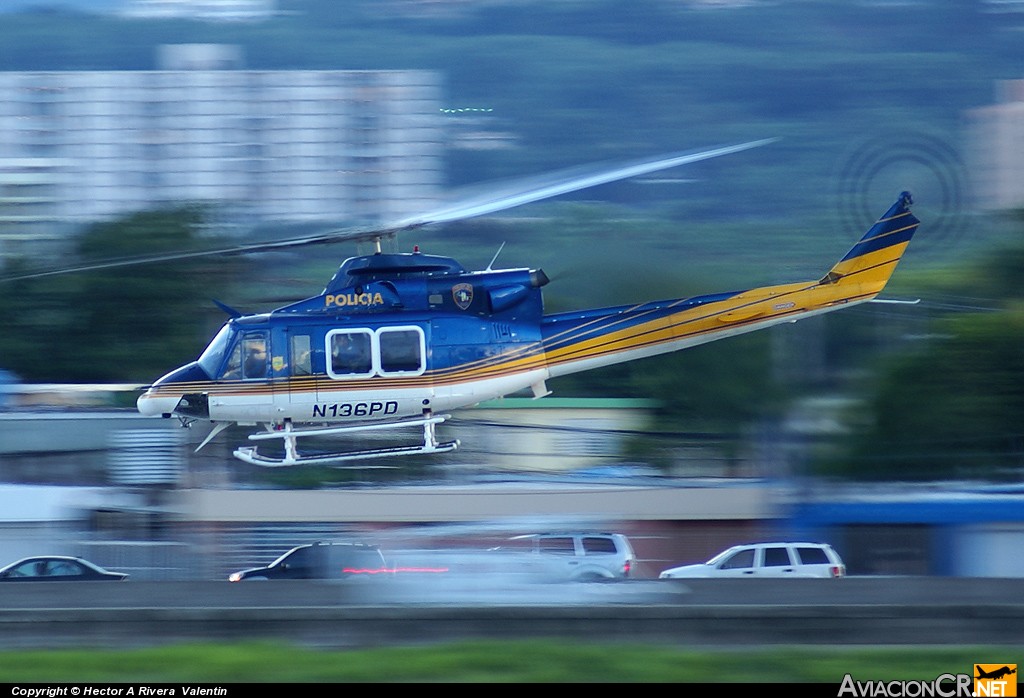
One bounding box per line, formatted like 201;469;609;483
221;331;270;380
242;333;269;379
222;343;243;380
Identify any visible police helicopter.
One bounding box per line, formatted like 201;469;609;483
29;138;923;467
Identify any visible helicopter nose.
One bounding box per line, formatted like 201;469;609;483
137;391;181;418
136;361;211;418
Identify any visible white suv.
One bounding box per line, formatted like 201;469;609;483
659;542;846;579
499;532;636;581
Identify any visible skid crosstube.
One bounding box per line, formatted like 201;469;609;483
233;413;458;467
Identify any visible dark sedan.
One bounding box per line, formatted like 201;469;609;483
0;556;128;581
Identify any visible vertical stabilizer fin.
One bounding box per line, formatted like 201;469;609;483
821;191;919;297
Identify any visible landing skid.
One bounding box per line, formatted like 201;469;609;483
232;414;459;467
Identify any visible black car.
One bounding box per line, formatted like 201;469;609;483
228;541;389;581
0;556;129;581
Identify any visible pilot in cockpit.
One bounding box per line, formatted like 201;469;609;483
243;338;268;379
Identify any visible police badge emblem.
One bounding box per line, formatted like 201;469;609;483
452;282;474;310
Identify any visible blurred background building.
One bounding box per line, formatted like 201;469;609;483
967;78;1024;211
0;44;443;260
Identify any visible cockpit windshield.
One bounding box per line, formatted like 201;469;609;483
196;324;235;377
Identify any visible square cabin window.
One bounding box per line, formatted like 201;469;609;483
329;330;373;377
378;327;424;375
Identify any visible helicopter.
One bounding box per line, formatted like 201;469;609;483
124;139;919;467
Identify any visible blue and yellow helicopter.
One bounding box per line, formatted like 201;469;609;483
128;139;919;466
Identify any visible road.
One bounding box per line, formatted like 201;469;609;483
0;577;1021;649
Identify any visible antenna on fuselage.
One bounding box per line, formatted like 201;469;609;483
485;242;507;272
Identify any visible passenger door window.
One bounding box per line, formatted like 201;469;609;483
759;546;797;577
378;328;425;375
329;330;373;378
291;334;312;376
763;547;793;567
326;327;425;380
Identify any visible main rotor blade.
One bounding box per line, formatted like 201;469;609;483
0;138;777;282
0;224;395;282
393;138;779;227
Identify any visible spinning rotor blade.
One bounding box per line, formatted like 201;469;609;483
1;138;776;282
394;138;778;227
0;224;393;282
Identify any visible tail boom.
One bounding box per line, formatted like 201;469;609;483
541;192;920;378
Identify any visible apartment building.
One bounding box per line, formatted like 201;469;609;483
0;45;444;258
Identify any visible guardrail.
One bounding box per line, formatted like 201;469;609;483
0;578;1021;649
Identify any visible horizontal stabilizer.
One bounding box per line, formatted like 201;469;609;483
870;297;921;305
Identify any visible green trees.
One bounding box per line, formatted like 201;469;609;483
822;232;1024;481
0;207;243;383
